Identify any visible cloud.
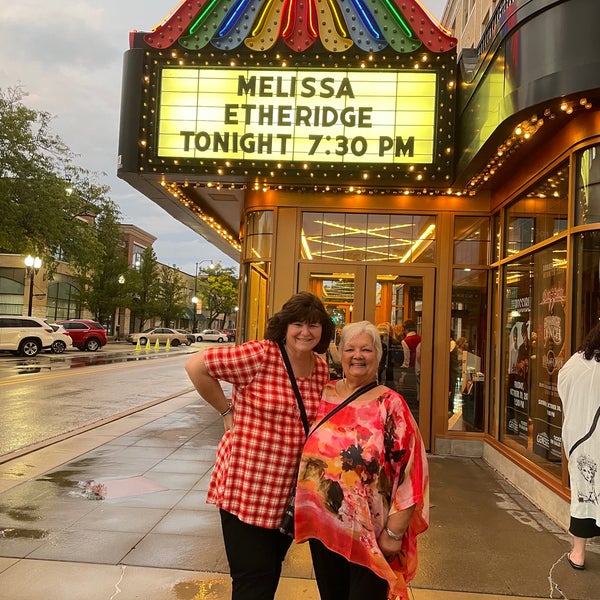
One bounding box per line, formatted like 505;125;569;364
0;0;445;275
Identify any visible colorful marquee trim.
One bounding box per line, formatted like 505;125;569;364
143;0;456;54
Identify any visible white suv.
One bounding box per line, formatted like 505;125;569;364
0;316;55;357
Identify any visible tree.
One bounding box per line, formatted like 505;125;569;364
125;247;161;330
71;202;129;324
196;264;239;327
0;86;111;274
156;265;189;327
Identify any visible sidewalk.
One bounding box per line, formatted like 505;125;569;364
0;390;598;600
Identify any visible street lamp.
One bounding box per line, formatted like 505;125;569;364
195;259;215;275
115;275;125;341
191;260;214;332
191;295;199;333
24;255;42;317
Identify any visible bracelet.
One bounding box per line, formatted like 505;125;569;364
384;527;403;541
219;403;232;417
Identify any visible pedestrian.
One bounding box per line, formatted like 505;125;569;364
398;319;421;410
184;291;335;599
295;320;429;600
449;332;462;413
557;321;600;570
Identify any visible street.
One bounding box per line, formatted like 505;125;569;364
0;342;224;459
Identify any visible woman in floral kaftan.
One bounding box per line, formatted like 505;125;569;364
557;321;600;571
295;320;429;600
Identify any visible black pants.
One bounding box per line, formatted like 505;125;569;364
220;509;293;600
569;516;600;538
309;538;389;600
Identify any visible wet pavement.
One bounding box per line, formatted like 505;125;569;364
0;341;199;380
0;390;599;599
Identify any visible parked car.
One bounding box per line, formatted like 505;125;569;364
45;322;74;354
0;315;55;357
127;327;189;347
56;319;107;351
175;329;195;345
196;329;228;343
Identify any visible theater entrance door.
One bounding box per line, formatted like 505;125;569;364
299;264;434;447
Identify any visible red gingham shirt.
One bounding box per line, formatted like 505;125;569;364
203;339;329;528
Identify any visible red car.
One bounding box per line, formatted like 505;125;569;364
57;319;107;351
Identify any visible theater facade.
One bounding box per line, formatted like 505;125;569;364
118;0;600;525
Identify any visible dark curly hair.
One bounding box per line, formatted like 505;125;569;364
579;321;600;362
264;291;335;354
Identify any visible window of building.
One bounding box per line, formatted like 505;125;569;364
453;215;490;265
505;162;568;256
500;240;566;478
132;243;146;270
301;213;436;263
46;279;80;321
0;269;25;315
575;144;600;224
244;211;273;261
449;268;488;431
572;230;600;344
241;211;273;342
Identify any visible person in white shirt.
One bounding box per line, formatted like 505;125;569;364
557;321;600;570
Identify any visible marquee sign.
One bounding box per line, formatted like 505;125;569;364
157;67;438;166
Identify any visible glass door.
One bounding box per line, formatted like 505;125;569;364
299;263;434;447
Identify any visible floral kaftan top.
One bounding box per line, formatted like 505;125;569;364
295;381;429;600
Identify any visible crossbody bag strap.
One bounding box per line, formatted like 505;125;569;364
568;404;600;458
278;341;310;436
310;380;378;435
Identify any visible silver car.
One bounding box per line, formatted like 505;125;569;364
195;329;228;343
127;327;190;347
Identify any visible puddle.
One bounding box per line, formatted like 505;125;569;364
71;476;168;500
0;527;48;539
0;505;39;522
38;469;82;488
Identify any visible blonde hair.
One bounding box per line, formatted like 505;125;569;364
338;320;383;362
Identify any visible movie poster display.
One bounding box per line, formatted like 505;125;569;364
505;276;532;447
531;243;567;462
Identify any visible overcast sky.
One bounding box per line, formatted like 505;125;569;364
0;0;447;276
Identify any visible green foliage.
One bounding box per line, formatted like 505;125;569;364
0;86;113;274
125;247;161;329
196;264;239;327
156;265;190;326
71;202;129;324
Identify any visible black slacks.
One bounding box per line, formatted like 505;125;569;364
569;515;600;538
220;509;293;600
309;538;389;600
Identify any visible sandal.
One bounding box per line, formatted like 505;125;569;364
567;553;585;570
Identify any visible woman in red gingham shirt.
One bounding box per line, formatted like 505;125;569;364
185;292;335;600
